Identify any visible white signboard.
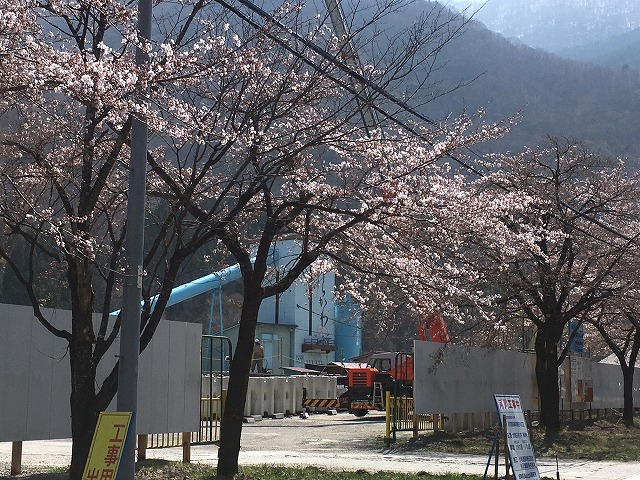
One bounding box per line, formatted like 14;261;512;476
494;394;540;480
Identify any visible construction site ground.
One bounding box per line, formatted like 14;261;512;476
2;411;640;480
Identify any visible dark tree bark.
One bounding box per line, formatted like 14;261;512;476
622;366;635;426
68;259;99;479
217;281;262;476
68;336;99;480
622;331;640;426
534;322;562;433
593;316;640;427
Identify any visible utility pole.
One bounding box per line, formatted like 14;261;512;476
117;0;152;478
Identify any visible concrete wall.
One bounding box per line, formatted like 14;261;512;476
414;341;640;415
0;304;201;441
589;361;639;409
201;375;337;416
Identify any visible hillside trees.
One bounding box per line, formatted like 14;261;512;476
477;138;640;433
0;0;510;477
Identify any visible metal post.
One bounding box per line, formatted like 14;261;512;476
207;288;216;368
494;434;499;480
117;0;151;478
218;285;224;335
208;336;214;440
323;0;377;133
218;285;224;369
503;414;510;479
11;441;22;475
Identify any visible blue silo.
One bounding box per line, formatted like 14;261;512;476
334;296;362;361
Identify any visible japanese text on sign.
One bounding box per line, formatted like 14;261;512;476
82;412;132;480
494;394;540;480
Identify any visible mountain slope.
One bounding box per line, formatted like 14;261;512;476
372;3;640;160
447;0;640;53
557;28;640;70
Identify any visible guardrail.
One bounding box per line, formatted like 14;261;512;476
137;432;193;463
197;395;225;444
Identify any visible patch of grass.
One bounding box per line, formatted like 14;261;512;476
395;430;496;456
241;466;481;480
135;464;482;480
0;470;68;480
45;467;69;475
395;415;640;462
531;419;640;461
136;461;216;480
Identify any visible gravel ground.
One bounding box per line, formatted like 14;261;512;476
0;411;392;477
239;410;391;451
4;412;640;480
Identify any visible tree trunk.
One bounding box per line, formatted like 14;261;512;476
534;324;561;434
217;284;262;477
622;365;635;427
69;336;99;480
68;261;99;480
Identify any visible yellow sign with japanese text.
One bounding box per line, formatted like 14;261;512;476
82;412;132;480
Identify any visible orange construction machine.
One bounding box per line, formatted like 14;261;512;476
337;351;414;416
417;310;450;343
335;311;449;417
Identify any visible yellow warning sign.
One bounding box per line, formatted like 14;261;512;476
82;412;132;480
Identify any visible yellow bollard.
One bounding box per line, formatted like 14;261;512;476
385;390;392;444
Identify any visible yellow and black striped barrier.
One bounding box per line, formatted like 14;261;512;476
302;398;341;408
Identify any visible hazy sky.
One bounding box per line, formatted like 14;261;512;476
446;0;492;9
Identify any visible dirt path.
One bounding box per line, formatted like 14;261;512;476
239;411;390;451
3;412;640;479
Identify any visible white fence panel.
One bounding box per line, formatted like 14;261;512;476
0;304;201;441
414;340;640;415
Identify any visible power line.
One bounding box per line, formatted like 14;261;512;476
213;0;638;247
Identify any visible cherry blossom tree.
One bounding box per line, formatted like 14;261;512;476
589;261;640;426
1;3;142;477
475;138;640;434
329;144;522;337
1;0;508;477
145;40;513;471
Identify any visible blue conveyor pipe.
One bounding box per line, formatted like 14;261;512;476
110;261;245;316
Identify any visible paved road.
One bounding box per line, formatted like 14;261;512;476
2;412;640;479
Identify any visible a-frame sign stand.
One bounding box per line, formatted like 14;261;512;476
483;394;540;480
483;419;511;479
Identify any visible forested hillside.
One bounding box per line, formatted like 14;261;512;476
557;28;640;70
447;0;640;53
374;2;640;161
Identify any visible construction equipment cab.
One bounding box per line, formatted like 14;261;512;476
368;352;414;384
339;351;413;417
339;312;449;417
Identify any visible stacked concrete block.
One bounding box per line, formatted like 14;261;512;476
240;375;337;417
